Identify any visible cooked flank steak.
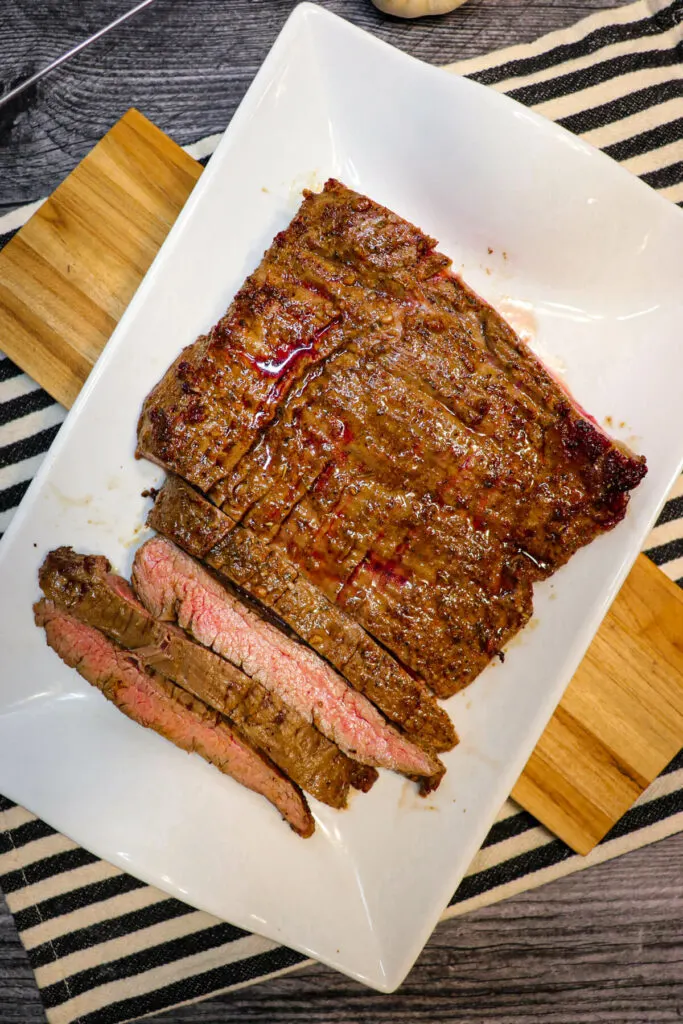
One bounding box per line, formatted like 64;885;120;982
36;180;647;835
138;178;646;697
39;547;377;809
35;601;314;837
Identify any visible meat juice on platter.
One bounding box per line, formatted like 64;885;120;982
35;180;647;835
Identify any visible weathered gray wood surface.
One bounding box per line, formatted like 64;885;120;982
2;0;627;206
3;0;683;1021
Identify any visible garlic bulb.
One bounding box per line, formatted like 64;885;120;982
371;0;468;17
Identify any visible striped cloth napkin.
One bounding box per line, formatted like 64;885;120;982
1;1;682;1021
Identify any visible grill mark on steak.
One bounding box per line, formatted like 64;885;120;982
334;540;530;694
206;348;355;526
279;183;645;510
272;477;532;694
38;547;373;809
34;600;314;837
131;537;442;778
372;298;646;571
148;476;457;753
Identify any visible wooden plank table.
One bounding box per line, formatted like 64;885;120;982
2;1;682;1021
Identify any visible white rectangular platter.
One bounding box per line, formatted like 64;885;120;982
1;2;682;992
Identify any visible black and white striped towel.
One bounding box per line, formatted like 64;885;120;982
1;2;682;1020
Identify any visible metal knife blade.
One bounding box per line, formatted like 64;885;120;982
0;0;159;112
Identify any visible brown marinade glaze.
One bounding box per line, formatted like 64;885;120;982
138;179;646;698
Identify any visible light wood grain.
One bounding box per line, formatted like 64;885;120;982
2;107;683;856
0;109;201;407
513;556;683;853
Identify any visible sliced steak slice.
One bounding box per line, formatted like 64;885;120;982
38;548;371;808
34;600;314;837
132;536;442;777
148;476;456;751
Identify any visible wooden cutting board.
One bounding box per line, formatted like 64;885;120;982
2;109;682;856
